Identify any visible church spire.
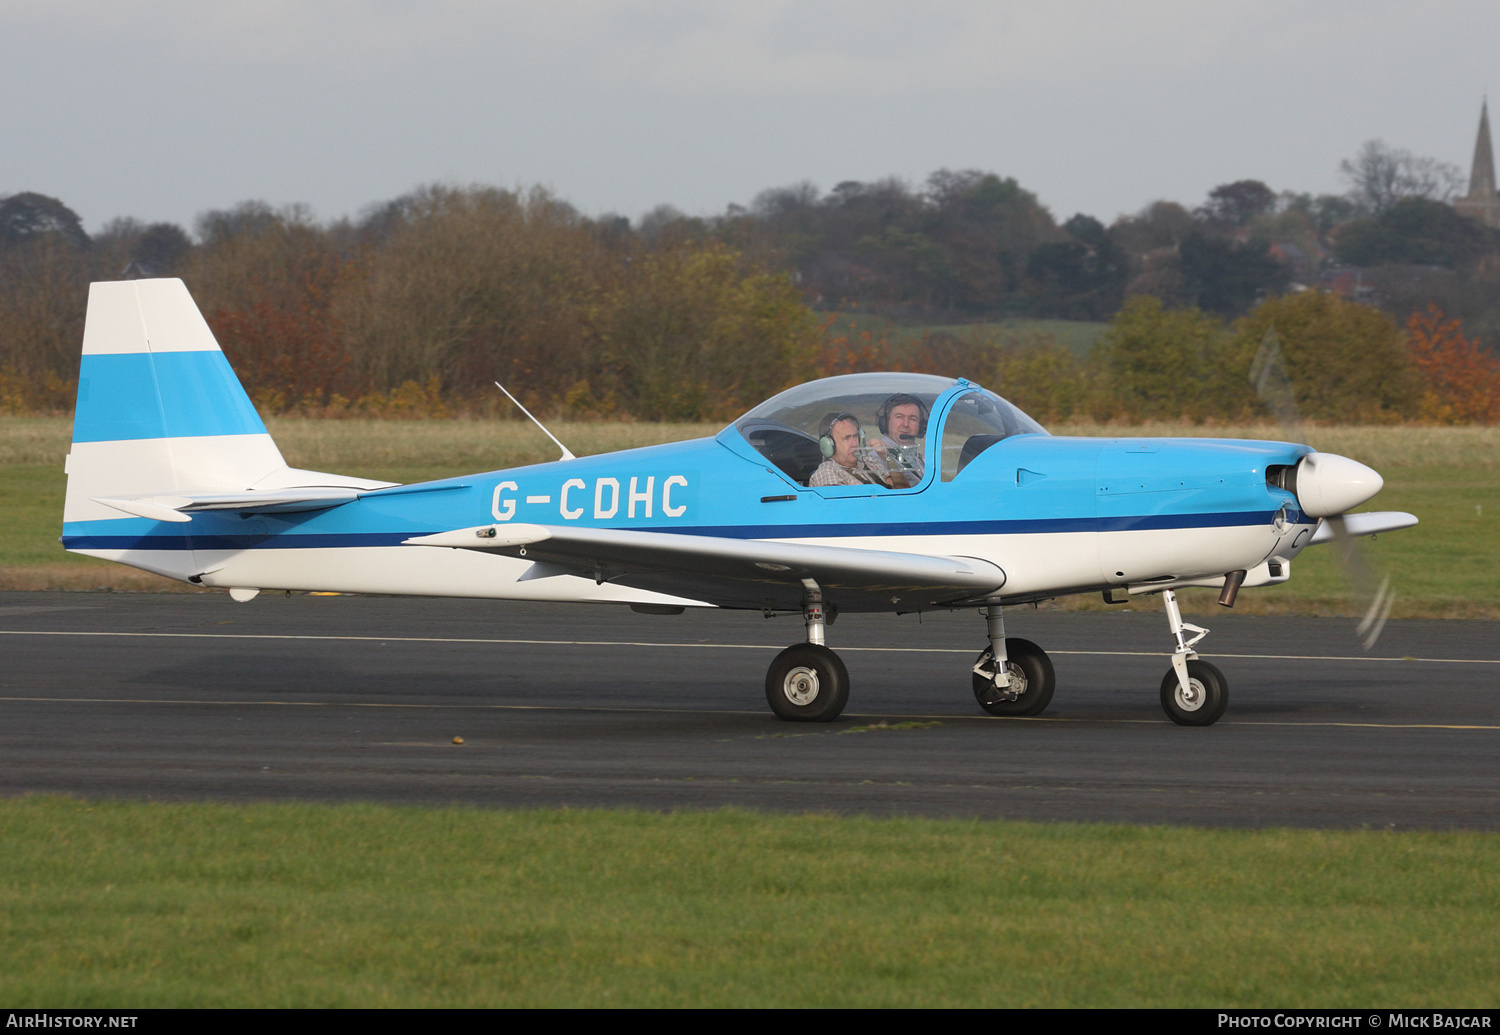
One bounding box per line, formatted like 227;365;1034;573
1468;99;1496;199
1455;99;1500;227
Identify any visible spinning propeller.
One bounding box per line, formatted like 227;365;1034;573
1250;326;1395;649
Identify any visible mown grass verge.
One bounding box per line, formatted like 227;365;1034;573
2;797;1497;1008
5;417;1496;616
822;312;1111;355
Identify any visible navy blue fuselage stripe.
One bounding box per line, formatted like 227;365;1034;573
644;511;1274;538
60;511;1276;552
63;532;410;551
73;351;266;442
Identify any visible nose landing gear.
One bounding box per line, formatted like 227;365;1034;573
1158;589;1228;726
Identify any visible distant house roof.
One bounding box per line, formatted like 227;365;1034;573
1269;242;1306;264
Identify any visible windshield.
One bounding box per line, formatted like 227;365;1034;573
732;372;1046;488
939;389;1049;481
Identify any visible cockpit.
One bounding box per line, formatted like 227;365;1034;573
730;372;1048;489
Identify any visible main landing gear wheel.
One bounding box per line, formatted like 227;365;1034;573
1160;659;1228;726
766;643;850;722
972;637;1055;717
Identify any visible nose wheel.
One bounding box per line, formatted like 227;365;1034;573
1160;658;1228;726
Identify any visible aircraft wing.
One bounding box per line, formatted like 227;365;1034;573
404;523;1006;611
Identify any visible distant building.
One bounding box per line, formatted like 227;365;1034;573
1454;100;1500;228
1317;267;1378;304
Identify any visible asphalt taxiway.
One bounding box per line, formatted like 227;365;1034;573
1;590;1496;828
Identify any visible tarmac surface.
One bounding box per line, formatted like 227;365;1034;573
1;590;1496;829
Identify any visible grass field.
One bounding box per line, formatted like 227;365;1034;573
822;312;1109;355
6;416;1495;617
1;797;1496;1008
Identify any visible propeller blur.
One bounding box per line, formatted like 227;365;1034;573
1251;325;1405;650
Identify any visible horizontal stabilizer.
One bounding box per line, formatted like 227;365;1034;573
404;523;1007;606
91;486;365;521
1308;511;1419;544
90;496;195;523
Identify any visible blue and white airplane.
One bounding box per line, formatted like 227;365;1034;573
61;279;1417;726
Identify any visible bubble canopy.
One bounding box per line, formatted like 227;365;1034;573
729;372;1047;488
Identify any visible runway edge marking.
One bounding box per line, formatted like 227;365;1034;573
1;628;1497;666
2;696;1499;730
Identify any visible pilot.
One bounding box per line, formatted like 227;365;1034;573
809;412;897;488
871;393;927;488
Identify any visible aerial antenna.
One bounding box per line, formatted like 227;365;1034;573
494;381;576;462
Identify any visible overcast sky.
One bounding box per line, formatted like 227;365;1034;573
3;0;1497;234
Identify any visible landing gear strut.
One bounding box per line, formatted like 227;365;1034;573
1158;589;1228;726
971;605;1055;716
765;580;849;722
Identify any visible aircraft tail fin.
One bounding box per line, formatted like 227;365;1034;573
62;279;387;578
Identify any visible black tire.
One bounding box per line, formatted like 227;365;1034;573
765;644;850;722
1160;659;1228;726
972;637;1055;717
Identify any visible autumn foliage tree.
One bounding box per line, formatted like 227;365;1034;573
1094;296;1233;421
595;244;820;420
333;186;821;421
1230;291;1416;423
186;204;356;410
1406;306;1500;423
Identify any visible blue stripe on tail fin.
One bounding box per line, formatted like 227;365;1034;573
73;351;267;442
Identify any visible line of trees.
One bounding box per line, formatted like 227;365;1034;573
3;146;1499;424
659;144;1500;341
0;187;822;420
815;292;1498;426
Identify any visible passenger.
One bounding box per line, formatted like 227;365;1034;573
871;393;927;488
809;412;896;488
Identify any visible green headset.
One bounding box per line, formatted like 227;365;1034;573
818;412;861;459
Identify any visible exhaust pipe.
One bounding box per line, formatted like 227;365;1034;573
1218;569;1246;608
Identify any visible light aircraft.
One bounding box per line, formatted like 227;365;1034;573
61;279;1418;726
